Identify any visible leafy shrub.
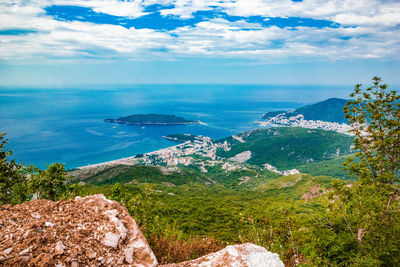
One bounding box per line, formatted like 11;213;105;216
0;132;28;205
239;210;307;266
1;132;74;204
27;162;68;200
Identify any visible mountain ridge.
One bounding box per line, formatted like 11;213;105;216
262;98;349;123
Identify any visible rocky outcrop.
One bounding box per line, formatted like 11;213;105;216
229;150;252;163
0;195;284;266
0;194;157;266
163;243;284;267
302;185;326;202
264;163;300;176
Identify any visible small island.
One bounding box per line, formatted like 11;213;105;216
105;114;200;125
162;133;199;142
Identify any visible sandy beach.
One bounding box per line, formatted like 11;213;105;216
76;143;183;170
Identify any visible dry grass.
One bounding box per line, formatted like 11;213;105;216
149;235;225;264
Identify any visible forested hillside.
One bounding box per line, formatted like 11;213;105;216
216;127;354;169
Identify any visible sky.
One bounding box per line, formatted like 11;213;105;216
0;0;399;87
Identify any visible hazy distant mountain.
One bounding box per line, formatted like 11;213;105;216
262;98;349;124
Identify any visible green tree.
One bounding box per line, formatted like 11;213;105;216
0;132;28;205
110;182;159;234
62;182;85;199
28;162;68;200
344;76;400;184
311;77;400;266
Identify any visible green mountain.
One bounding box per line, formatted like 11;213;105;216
216;127;354;169
75;165;215;186
73;163;281;189
262;98;349;123
105;114;198;125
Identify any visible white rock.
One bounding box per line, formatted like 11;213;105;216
22;230;30;239
282;169;300;176
55;241;65;255
168;243;284;267
124;246;134;264
3;248;13;255
31;213;41;219
229;150;252;163
244;245;284;267
45;221;54;227
19;247;31;255
106;257;114;264
118;222;127;240
103;210;127;240
103;232;120;248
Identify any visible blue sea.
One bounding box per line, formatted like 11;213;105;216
0;84;352;169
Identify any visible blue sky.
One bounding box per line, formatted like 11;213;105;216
0;0;399;86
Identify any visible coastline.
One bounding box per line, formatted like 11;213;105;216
76;143;183;170
76;120;207;171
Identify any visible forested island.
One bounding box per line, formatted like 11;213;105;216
162;134;199;142
105;114;199;125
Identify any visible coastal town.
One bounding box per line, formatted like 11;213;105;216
139;135;237;172
136;134;299;176
255;113;353;135
75;134;257;174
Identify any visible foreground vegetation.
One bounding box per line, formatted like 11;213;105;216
1;77;399;266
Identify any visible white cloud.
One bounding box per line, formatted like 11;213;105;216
221;0;400;27
0;1;172;61
167;18;400;60
33;0;148;18
0;0;399;62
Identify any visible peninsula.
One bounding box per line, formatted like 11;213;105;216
256;98;352;134
104;114;199;125
262;98;349;123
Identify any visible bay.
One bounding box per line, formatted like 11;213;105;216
0;84;352;169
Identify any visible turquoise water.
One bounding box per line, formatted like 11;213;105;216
0;84;352;169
